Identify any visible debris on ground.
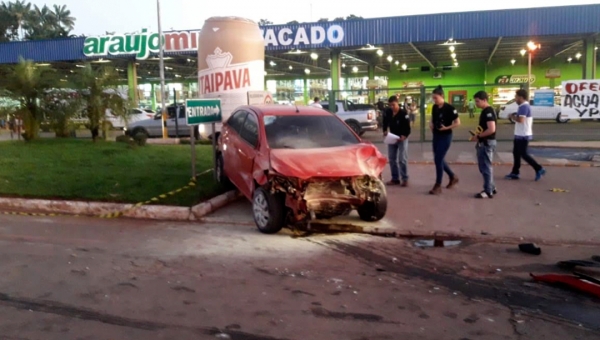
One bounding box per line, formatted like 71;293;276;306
414;239;462;248
519;243;542;256
550;188;569;193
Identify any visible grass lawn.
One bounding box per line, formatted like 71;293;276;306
0;139;225;206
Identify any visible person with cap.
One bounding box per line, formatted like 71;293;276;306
429;85;461;195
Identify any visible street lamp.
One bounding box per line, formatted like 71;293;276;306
526;41;541;93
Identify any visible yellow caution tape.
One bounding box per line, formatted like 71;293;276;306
1;174;208;219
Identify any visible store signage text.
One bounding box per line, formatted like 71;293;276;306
83;29;200;60
199;67;251;94
261;25;344;47
495;75;536;85
561;80;600;119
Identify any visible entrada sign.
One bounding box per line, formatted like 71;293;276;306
261;25;344;47
186;99;222;125
83;29;200;60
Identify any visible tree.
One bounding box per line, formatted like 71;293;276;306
4;58;56;141
346;14;364;20
317;18;329;22
24;4;63;40
41;89;82;138
286;20;300;25
4;0;30;40
52;4;75;32
74;64;128;142
258;19;273;26
333;17;345;21
0;4;17;41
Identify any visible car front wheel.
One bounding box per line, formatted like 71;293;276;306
216;153;233;189
252;187;285;234
357;180;387;222
556;113;570;123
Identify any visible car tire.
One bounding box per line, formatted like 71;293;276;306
357;179;387;222
556;113;570;124
132;127;149;138
252;187;285;234
216;153;233;189
346;120;362;135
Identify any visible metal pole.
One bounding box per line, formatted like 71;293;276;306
190;126;196;179
157;0;168;139
211;123;217;181
173;88;179;138
527;52;532;95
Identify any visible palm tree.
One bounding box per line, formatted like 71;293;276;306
74;64;128;142
6;0;31;40
258;19;273;26
24;4;59;40
52;4;75;32
0;3;18;41
4;58;56;141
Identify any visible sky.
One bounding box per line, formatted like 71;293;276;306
25;0;600;36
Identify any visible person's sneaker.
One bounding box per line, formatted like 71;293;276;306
387;180;401;186
401;180;409;187
446;176;459;189
475;191;494;199
429;184;442;195
505;173;520;180
493;188;498;195
535;168;547;182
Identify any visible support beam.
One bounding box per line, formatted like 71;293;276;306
303;77;309;105
487;37;503;64
267;55;330;73
151;83;156;110
542;41;582;63
408;42;435;69
582;36;597;79
368;63;375;104
329;50;341;113
127;62;138;106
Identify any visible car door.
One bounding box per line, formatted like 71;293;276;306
221;110;248;192
235;111;260;197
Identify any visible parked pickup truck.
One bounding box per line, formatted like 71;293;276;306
321;100;378;136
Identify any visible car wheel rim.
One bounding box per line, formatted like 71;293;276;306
253;192;269;228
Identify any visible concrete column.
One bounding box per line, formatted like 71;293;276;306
582;36;597;79
127;62;138;106
150;83;156;110
368;63;375;104
329;50;341;112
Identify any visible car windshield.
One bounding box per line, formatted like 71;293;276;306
264;115;360;149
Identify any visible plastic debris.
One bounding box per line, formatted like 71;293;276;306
550;188;569;193
519;243;542;256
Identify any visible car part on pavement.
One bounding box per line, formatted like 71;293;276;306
519;243;542;255
531;273;600;299
557;260;600;270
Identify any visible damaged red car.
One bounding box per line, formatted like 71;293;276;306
216;105;388;234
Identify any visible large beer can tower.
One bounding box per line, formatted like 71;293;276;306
198;17;265;137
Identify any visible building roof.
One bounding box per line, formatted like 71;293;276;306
0;4;598;66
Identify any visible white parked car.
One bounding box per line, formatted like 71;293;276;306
498;99;569;123
126;105;200;138
106;108;155;130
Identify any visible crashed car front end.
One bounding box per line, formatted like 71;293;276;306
268;174;385;223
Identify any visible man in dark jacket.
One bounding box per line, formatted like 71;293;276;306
383;95;411;186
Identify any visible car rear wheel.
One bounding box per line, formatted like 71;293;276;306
556;113;570;123
346;121;362;135
252;187;285;234
131;127;149;138
357;180;387;222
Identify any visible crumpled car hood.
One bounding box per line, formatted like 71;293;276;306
269;144;387;180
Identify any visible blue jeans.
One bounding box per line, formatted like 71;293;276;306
388;139;409;181
432;133;455;185
477;140;496;193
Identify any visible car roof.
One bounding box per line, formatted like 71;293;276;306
242;105;333;117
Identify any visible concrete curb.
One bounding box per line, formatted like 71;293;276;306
0;190;241;221
408;160;600;167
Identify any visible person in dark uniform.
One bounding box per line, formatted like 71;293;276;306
472;91;498;199
429;85;461;195
382;95;411;187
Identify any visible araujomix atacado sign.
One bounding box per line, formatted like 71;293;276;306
83;29;199;60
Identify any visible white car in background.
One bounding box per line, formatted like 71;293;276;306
106;108;155;130
498;99;569;123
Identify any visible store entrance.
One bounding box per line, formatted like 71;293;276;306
448;90;467;112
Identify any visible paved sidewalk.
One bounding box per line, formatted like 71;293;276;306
205;165;600;245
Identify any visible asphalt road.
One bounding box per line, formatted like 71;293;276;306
0;214;599;339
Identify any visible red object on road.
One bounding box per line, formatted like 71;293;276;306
530;273;600;298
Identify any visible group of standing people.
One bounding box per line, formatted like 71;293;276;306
382;86;546;199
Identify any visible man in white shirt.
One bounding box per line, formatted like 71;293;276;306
505;89;546;181
309;97;323;109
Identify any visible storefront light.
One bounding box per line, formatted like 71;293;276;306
567;57;573;62
342;63;346;68
527;41;540;51
454;61;459;67
576;52;582;60
376;49;383;56
450;53;456;59
394;60;399;65
449;46;455;52
310;53;318;60
352;66;358;73
511;59;516;65
328;59;332;64
269;61;276;66
401;63;407;70
386;55;393;62
289;65;293;70
520;49;527;56
304;68;311;74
